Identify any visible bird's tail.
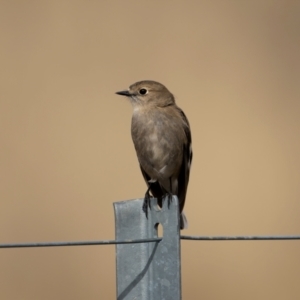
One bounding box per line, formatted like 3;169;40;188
180;211;188;230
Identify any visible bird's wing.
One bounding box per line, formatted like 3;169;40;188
177;108;193;212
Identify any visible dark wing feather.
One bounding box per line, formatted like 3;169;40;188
177;108;193;213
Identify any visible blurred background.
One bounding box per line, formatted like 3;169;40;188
1;1;300;299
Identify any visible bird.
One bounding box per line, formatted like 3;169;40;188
116;80;192;229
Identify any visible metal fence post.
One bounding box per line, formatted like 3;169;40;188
114;196;181;300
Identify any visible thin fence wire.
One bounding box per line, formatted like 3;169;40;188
0;238;162;249
180;235;300;241
1;235;300;249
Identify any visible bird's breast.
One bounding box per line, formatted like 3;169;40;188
148;132;164;160
131;110;184;179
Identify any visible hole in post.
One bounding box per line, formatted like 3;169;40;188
155;223;164;238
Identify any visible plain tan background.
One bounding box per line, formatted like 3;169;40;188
1;1;300;299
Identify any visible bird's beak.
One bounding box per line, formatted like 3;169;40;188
116;90;131;97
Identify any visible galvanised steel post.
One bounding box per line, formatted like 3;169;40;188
114;196;181;300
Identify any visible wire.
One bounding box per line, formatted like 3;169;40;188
181;235;300;241
0;238;162;249
1;235;300;249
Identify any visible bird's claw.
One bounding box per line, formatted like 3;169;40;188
142;192;152;219
166;193;173;208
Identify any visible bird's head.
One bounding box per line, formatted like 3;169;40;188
116;80;175;109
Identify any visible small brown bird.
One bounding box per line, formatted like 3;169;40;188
116;80;192;229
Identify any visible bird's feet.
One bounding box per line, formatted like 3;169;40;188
165;192;173;208
142;191;152;219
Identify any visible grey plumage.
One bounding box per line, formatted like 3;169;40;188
116;80;192;229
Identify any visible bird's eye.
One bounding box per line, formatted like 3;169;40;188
139;88;148;95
